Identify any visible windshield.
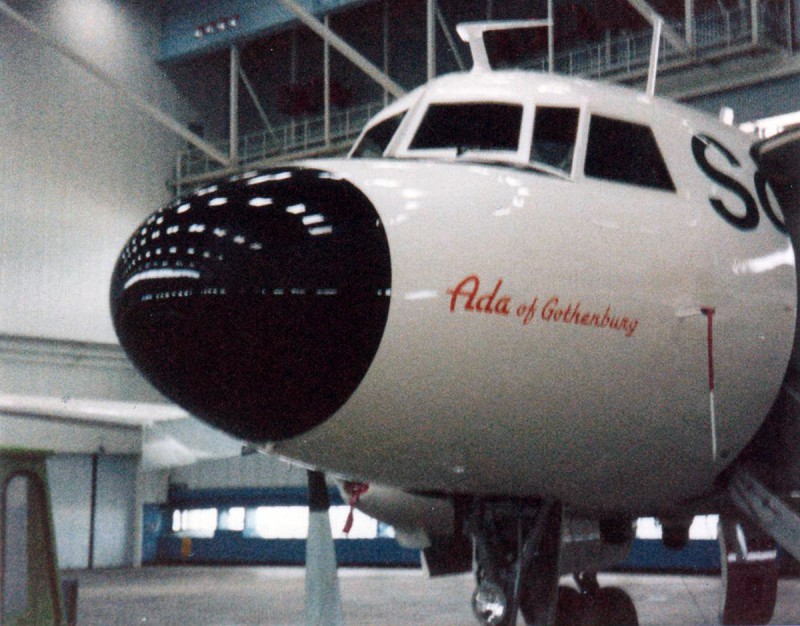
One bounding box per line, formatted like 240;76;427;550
351;113;405;158
409;103;523;153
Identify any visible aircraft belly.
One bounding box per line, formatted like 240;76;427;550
276;160;795;513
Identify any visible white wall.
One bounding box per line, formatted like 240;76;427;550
169;454;308;490
0;0;195;343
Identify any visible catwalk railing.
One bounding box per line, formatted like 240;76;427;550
525;3;791;78
176;100;385;184
174;3;794;188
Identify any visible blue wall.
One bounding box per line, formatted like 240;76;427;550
155;533;421;567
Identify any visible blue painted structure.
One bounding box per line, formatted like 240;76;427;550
155;533;420;567
160;0;374;62
145;485;420;567
144;486;800;572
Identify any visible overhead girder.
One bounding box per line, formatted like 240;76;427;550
625;0;691;55
276;0;406;98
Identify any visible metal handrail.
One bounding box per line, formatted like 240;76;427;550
177;100;384;180
175;4;793;185
526;4;790;79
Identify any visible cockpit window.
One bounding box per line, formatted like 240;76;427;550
531;107;579;174
585;115;675;191
410;103;522;152
351;113;405;158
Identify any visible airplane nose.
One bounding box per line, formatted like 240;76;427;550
110;168;391;443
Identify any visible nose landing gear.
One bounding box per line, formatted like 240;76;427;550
470;500;562;626
468;500;638;626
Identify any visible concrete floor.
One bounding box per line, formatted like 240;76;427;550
68;566;800;625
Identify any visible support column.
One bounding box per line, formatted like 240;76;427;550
427;0;436;80
548;0;554;73
87;453;98;570
131;458;145;568
383;0;390;105
324;15;331;147
229;45;240;163
685;0;695;47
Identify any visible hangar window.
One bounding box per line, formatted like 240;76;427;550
351;112;406;158
531;106;579;174
409;103;523;153
249;505;389;539
585;115;675;191
171;508;218;537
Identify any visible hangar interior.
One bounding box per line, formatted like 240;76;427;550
3;0;800;619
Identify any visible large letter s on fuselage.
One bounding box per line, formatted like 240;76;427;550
692;133;787;233
692;134;759;230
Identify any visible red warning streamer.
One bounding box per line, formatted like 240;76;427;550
342;482;369;535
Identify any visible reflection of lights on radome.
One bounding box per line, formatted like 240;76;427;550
196;185;218;197
124;268;200;290
247;172;292;185
286;204;306;215
208;197;228;207
248;197;273;207
302;214;325;226
177;203;190;214
189;224;206;233
733;245;795;275
309;226;333;236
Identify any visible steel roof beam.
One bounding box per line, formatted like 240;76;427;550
625;0;690;55
276;0;406;98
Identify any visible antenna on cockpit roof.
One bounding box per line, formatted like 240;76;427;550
456;11;554;73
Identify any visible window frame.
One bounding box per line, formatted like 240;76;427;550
395;96;534;166
582;113;677;192
529;105;584;179
350;111;408;159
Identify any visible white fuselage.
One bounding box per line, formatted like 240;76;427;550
271;71;795;517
